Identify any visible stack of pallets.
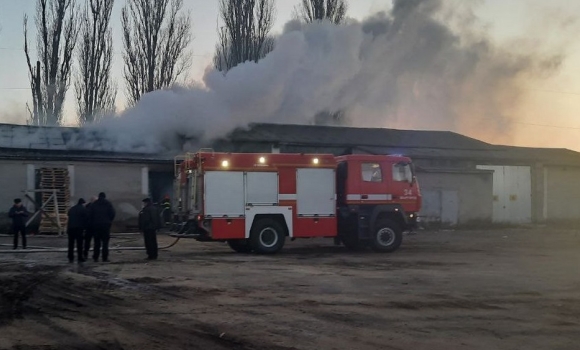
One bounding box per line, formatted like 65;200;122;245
39;167;70;234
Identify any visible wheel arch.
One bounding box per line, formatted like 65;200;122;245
370;205;406;232
245;207;293;238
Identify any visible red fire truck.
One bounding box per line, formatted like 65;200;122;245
173;151;421;254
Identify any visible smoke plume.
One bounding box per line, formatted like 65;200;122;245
81;0;566;153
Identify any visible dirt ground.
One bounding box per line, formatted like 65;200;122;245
0;228;579;350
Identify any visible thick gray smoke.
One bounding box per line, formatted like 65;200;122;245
79;0;565;153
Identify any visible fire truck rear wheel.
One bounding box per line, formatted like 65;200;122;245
371;220;403;253
227;240;252;253
250;218;286;254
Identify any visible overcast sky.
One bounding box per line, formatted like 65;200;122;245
1;0;579;150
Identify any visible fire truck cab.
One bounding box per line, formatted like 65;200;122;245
173;151;421;254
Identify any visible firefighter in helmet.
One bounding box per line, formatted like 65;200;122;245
161;194;172;224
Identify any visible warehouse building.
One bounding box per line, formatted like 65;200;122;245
0;124;171;233
1;122;579;233
217;124;580;226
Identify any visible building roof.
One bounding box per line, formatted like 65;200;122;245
0;123;174;162
1;122;493;154
229;123;494;150
0;123;69;150
2;122;580;166
226;124;580;166
0;123;111;152
350;145;580;165
0;147;173;163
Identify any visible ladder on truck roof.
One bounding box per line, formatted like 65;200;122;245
173;149;214;176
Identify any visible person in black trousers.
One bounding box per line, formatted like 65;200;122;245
83;196;97;260
8;198;29;249
88;192;116;262
67;198;87;263
139;198;161;260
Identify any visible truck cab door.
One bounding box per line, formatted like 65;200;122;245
389;161;419;210
358;162;389;203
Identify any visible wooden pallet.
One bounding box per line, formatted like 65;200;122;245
38;167;70;233
40;211;69;231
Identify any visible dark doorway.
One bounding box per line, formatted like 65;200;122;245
149;171;174;204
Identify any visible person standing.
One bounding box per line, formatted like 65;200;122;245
139;198;161;260
161;195;172;224
83;196;97;260
67;198;87;263
88;192;115;262
8;199;29;249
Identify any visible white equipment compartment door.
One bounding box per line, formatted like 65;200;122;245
246;172;278;205
204;171;245;217
297;168;336;216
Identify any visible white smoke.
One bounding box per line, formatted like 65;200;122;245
79;0;567;153
0;101;28;126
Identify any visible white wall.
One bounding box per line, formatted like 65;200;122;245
0;161;29;219
0;160;148;231
73;163;145;222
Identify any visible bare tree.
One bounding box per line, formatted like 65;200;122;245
24;0;79;126
299;0;347;24
122;0;192;105
214;0;275;72
298;0;347;125
75;0;116;125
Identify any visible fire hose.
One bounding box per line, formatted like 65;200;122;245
0;235;181;254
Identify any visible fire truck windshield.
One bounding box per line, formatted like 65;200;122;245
393;162;414;183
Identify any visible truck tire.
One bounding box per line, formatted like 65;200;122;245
249;218;286;254
227;239;252;253
371;220;403;253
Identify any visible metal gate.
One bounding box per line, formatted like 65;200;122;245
476;165;532;224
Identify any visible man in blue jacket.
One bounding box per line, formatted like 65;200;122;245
9;198;29;249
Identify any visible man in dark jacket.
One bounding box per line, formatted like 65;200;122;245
139;198;161;260
88;192;116;262
8;198;29;249
83;196;97;260
67;198;87;263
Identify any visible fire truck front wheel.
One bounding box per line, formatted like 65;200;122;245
249;218;286;254
371;220;403;253
227;240;252;253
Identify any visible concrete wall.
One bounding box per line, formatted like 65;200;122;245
545;166;580;221
72;163;147;224
0;161;29;231
417;170;493;226
0;160;148;233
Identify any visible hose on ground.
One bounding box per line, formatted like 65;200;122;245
0;236;181;254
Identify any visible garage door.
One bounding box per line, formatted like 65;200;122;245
419;189;459;226
476;165;531;224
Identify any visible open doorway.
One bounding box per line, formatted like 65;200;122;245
149;171;174;204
